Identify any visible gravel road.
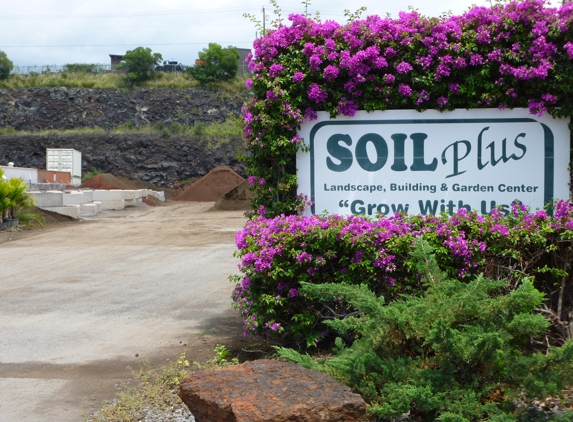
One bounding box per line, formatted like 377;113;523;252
0;202;247;422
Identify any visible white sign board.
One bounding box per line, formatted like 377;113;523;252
297;109;570;216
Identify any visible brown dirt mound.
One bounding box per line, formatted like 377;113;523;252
79;174;124;190
212;179;254;211
175;166;244;202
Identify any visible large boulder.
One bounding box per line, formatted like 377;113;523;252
178;359;366;422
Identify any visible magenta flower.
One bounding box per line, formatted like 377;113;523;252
293;71;304;82
398;84;412;97
307;84;328;104
323;65;339;81
395;61;413;74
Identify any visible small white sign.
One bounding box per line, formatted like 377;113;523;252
297;109;570;216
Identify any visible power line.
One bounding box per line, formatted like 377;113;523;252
0;7;260;19
0;24;246;30
0;42;254;48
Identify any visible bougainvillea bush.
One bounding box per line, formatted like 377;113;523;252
231;201;573;347
241;0;573;217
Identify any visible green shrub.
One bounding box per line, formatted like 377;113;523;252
192;121;205;136
0;171;42;227
117;47;163;85
0;50;13;80
81;170;103;184
276;239;573;421
232;202;573;347
187;43;240;85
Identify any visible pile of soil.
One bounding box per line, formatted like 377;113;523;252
175;166;244;202
79;174;129;190
212;179;255;211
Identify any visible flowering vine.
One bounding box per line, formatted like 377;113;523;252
241;0;573;218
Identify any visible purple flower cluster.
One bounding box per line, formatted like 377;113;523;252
232;200;573;339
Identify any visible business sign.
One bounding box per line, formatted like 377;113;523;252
297;109;570;216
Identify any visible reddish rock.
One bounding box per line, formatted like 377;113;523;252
178;359;366;422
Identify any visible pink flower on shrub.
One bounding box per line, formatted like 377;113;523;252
449;84;460;95
437;96;448;108
395;61;413;74
293;71;304;82
398;84;412;97
383;74;395;84
307;84;328;104
416;90;429;105
564;42;573;59
245;79;253;89
304;107;318;121
323;65;339;81
268;63;284;77
309;55;323;71
337;97;358;116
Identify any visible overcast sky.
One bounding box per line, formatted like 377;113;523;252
0;0;563;69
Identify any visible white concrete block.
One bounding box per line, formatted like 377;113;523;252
124;199;136;207
38;205;80;219
82;190;94;203
100;199;125;210
80;203;100;216
133;190;143;199
63;191;84;206
93;201;102;213
121;190;136;200
29;191;64;207
92;190;124;201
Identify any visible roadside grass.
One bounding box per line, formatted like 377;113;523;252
0;71;249;91
0;116;243;143
87;348;239;422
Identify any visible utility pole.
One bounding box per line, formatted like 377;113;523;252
262;6;265;33
304;0;308;17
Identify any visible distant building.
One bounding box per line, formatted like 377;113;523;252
109;54;124;70
236;48;252;75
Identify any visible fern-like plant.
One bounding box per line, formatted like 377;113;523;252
276;238;573;421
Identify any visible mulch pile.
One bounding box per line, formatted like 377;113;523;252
212;179;254;211
79;173;139;190
175;166;244;202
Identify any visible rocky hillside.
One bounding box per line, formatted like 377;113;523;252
0;87;247;187
0;87;246;130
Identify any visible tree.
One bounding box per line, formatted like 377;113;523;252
187;43;240;84
117;47;162;85
0;50;13;80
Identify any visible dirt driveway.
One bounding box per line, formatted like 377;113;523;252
0;202;252;422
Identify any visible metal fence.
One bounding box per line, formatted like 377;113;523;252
12;64;112;75
12;62;250;76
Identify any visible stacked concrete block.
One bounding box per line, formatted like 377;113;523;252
63;191;85;206
80;203;101;216
92;190;125;210
29;191;64;208
82;190;94;203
